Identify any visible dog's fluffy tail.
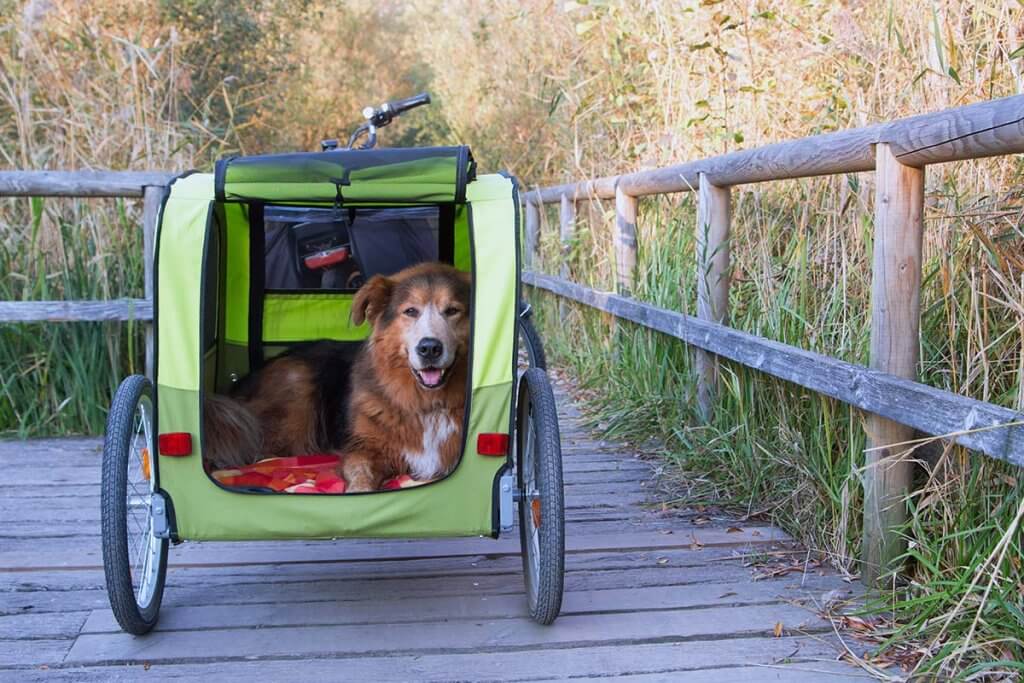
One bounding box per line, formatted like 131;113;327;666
202;394;262;470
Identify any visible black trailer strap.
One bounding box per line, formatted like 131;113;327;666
248;202;265;371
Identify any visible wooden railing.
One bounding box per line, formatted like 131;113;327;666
0;171;176;377
520;95;1024;583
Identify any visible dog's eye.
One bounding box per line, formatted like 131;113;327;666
403;307;419;318
443;306;460;317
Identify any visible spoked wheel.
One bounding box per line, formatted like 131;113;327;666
518;300;547;372
101;375;168;635
516;367;564;624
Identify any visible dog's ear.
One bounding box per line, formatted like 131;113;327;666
351;275;394;326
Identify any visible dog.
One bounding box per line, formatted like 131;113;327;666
203;262;471;492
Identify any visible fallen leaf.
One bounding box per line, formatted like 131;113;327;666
693;516;711;526
659;529;674;535
751;530;762;537
841;615;878;633
656;557;669;565
726;526;743;533
717;591;737;599
773;621;784;637
143;662;151;671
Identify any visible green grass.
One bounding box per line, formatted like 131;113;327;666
0;196;146;436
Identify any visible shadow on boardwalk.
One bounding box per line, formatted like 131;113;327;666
0;380;869;681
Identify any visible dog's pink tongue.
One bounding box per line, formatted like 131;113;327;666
420;368;443;386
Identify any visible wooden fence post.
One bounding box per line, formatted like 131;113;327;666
862;143;925;584
141;185;163;380
558;193;575;318
524;199;540;270
695;173;732;420
614;185;638;294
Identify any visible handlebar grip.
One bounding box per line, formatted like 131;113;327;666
388;92;431;115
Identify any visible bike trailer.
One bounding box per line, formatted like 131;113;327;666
101;145;565;634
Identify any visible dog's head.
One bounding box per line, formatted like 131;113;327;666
352;263;471;391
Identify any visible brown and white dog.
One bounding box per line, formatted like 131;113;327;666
204;262;471;492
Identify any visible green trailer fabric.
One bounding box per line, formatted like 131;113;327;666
155;170;519;541
216;147;475;204
262;293;369;343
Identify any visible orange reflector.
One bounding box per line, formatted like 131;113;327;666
159;432;193;457
141;447;151;480
477;433;509;456
532;499;543;528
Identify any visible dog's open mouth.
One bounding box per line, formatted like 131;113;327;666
413;366;450;390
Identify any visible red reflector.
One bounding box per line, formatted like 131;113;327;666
477;433;509;456
303;246;348;270
158;432;193;457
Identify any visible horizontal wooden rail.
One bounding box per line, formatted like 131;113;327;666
0;171;175;198
523;272;1024;468
524;95;1024;203
0;299;152;322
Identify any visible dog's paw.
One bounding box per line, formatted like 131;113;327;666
345;480;376;494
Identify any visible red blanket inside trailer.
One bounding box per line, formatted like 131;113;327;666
211;454;432;493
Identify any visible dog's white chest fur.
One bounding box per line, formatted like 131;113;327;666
403;411;456;480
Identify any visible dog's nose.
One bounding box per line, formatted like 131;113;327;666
416;337;444;362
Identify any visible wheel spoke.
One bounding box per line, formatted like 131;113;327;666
128;510;147;541
127;477;145;497
134;539;153;597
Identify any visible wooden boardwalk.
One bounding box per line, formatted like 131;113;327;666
0;387;868;681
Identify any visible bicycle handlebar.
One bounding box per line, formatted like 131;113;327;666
325;93;433;151
363;92;431;128
388;92;431;116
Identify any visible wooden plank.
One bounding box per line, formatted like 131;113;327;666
1;540;767;585
559;192;575;319
538;663;871;683
0;527;783;580
0;170;174;198
142;185;163;379
0;561;837;620
613;186;638;294
0;611;90;640
3;546;834;617
523;176;618;204
524;95;1024;203
524;199;540;268
80;578;836;634
891;96;1024;166
0;528;789;570
862;144;925;583
63;602;832;664
0;638;850;681
523;272;1024;465
695;173;732;420
0;299;151;323
0;639;73;668
558;193;575;278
